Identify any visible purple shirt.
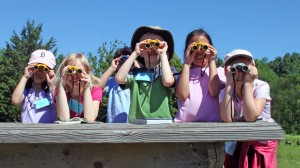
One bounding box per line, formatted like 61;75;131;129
175;67;225;122
21;88;56;123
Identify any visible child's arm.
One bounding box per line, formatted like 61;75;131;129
207;45;223;97
81;72;100;122
220;66;235;122
242;66;264;122
56;67;71;121
115;51;139;85
158;41;174;87
99;58;119;88
11;65;34;105
176;44;194;100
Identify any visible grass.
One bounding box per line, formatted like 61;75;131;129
278;135;300;168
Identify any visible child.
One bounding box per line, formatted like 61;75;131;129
52;53;102;122
115;26;176;122
175;29;225;122
219;49;277;168
100;46;139;123
11;49;57;123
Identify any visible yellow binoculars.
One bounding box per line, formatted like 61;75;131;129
191;42;208;51
34;64;49;72
145;40;160;49
67;66;82;75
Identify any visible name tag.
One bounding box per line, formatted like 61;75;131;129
68;98;83;115
135;72;154;82
34;98;50;109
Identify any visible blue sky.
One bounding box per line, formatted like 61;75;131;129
1;0;299;62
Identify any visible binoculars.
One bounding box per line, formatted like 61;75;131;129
120;55;129;63
67;66;82;75
34;64;49;72
191;42;208;51
145;40;160;49
230;63;248;74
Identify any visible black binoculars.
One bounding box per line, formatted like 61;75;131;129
34;64;49;72
145;40;160;49
191;42;208;51
120;55;129;63
67;66;82;75
230;63;248;74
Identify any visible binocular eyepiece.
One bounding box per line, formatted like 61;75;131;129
67;66;82;75
191;42;208;51
230;63;248;74
145;40;160;49
120;55;129;63
34;64;49;72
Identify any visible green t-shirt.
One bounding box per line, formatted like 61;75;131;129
126;76;172;121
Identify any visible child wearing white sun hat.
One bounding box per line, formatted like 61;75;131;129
220;49;277;168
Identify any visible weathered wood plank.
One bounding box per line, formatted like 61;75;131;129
0;142;224;168
0;122;284;143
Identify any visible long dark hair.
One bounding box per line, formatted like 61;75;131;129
184;29;213;52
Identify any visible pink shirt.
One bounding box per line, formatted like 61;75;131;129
175;67;225;122
54;86;102;118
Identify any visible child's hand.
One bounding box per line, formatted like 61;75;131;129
157;40;168;56
80;71;91;90
244;65;258;83
225;66;234;85
184;43;195;65
206;44;218;62
24;65;34;79
135;39;148;56
46;70;56;85
60;66;69;87
111;57;120;71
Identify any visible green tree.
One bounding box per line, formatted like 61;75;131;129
266;53;300;134
88;40;125;77
268;53;300;76
216;57;223;67
255;58;278;86
0;20;57;121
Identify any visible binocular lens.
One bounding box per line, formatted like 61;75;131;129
120;55;129;63
192;45;198;51
230;67;237;73
33;65;49;72
154;42;160;48
230;63;248;74
67;69;73;74
242;66;248;72
202;45;208;50
145;43;151;48
67;68;82;74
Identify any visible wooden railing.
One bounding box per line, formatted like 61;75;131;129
0;122;284;168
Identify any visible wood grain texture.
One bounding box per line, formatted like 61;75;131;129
0;142;224;168
0;122;284;143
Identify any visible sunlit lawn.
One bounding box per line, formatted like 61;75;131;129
278;135;300;168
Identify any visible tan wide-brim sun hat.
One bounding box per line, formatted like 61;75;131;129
131;26;174;64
